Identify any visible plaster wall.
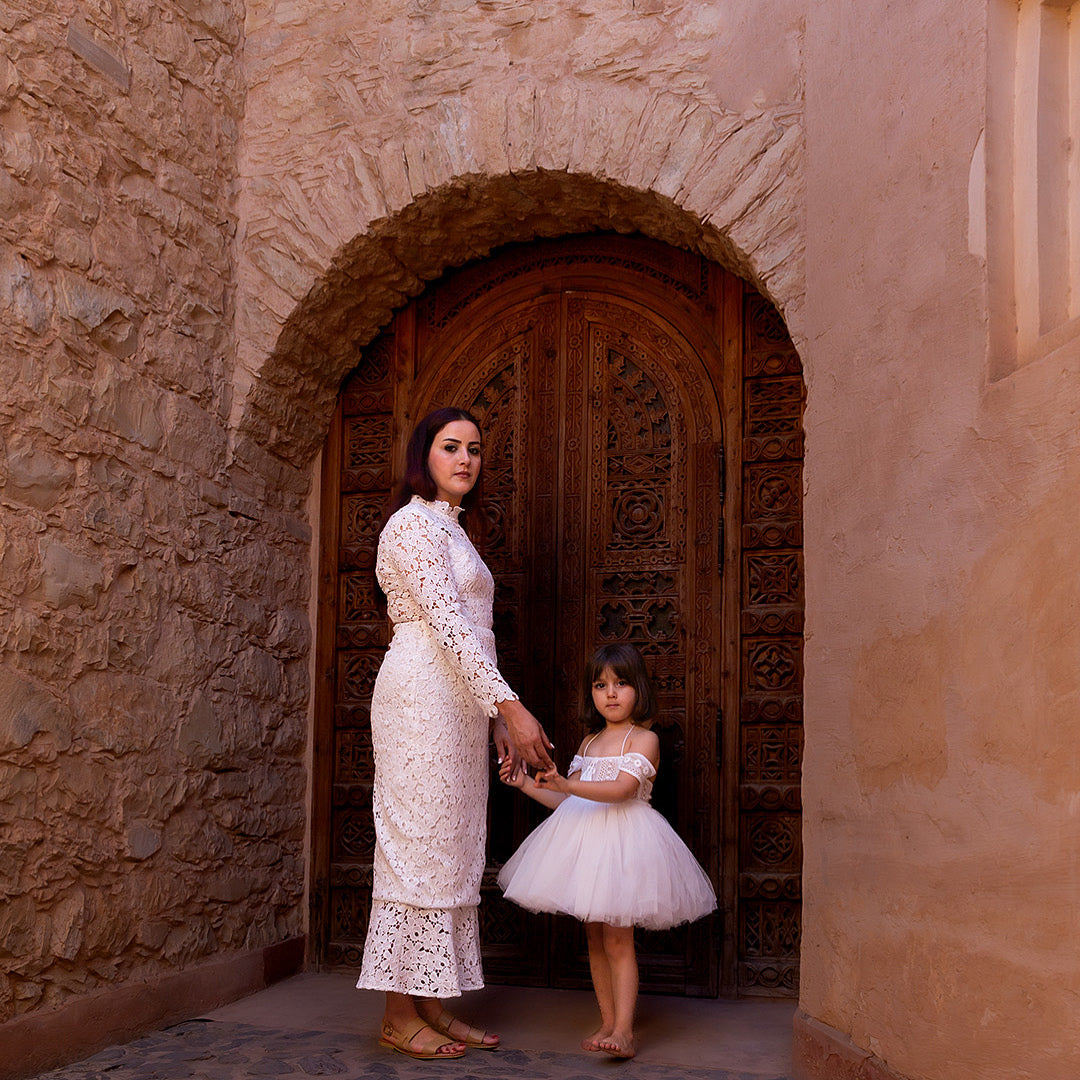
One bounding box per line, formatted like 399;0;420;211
0;0;308;1035
801;2;1080;1077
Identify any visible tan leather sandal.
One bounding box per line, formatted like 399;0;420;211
431;1008;500;1050
378;1018;466;1059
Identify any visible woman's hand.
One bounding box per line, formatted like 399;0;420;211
496;699;555;772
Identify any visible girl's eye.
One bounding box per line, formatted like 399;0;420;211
468;446;481;456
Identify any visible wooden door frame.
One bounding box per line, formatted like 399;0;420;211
309;237;796;996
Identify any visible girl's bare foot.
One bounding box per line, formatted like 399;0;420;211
598;1031;636;1059
581;1026;613;1052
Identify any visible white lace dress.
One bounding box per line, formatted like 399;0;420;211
355;496;516;998
497;732;716;930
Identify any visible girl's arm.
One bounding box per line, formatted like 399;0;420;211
535;729;660;803
535;770;639;803
499;757;568;810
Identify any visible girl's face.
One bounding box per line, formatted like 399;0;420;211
591;666;637;725
427;419;482;506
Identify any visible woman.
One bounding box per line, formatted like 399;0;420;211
356;407;554;1060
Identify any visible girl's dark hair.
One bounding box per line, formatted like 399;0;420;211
386;407;487;544
582;643;657;730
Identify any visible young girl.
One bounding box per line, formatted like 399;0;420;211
497;643;716;1060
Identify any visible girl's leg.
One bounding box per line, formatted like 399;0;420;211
596;924;638;1059
582;921;616;1051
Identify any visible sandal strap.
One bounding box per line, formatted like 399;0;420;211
385;1018;454;1054
434;1009;494;1046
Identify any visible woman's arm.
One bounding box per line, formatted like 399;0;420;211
382;511;517;705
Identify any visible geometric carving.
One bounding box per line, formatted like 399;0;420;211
738;290;804;998
612;488;664;542
744;377;803;439
743;813;801;869
745;551;802;606
740;695;803;725
597;596;679;654
336;728;374;784
739;959;800;994
745;464;801;523
331;888;370;941
739;872;802;900
741;724;802;786
343;414;393;489
740;609;804;636
744;638;801;693
337;651;381;702
334;806;376;859
740;900;801;960
340;572;380;621
341;493;384;554
742;520;803;550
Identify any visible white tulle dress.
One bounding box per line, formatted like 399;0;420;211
497;730;716;930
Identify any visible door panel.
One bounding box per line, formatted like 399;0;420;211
312;236;804;998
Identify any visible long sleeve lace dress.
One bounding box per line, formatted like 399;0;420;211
355;496;516;997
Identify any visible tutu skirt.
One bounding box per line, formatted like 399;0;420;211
497;795;716;930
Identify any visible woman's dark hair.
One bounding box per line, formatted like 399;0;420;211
582;643;657;730
386;407;487;543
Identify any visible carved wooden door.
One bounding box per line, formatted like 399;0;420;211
312;236;804;998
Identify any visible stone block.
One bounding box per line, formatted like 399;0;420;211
179;691;226;761
0;246;52;335
124;823;162;861
0;667;72;752
89;367;165;451
2;439;75;511
35;537;105;610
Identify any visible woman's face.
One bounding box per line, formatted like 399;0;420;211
427;419;482;506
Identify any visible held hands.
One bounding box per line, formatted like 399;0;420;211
533;766;570;794
495;698;555;773
498;756;528;789
499;757;572;811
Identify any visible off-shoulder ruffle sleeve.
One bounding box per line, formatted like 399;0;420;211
617;752;657;785
377;507;516;716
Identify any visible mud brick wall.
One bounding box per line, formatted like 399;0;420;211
0;2;309;1022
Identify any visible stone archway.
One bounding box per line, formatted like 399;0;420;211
230;170;803;476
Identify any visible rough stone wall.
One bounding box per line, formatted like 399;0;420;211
0;2;308;1023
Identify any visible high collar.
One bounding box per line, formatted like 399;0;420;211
411;494;464;520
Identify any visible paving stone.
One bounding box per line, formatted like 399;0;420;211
29;1020;793;1080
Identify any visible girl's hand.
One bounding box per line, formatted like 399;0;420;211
499;757;526;789
491;716;513;766
534;767;570;794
